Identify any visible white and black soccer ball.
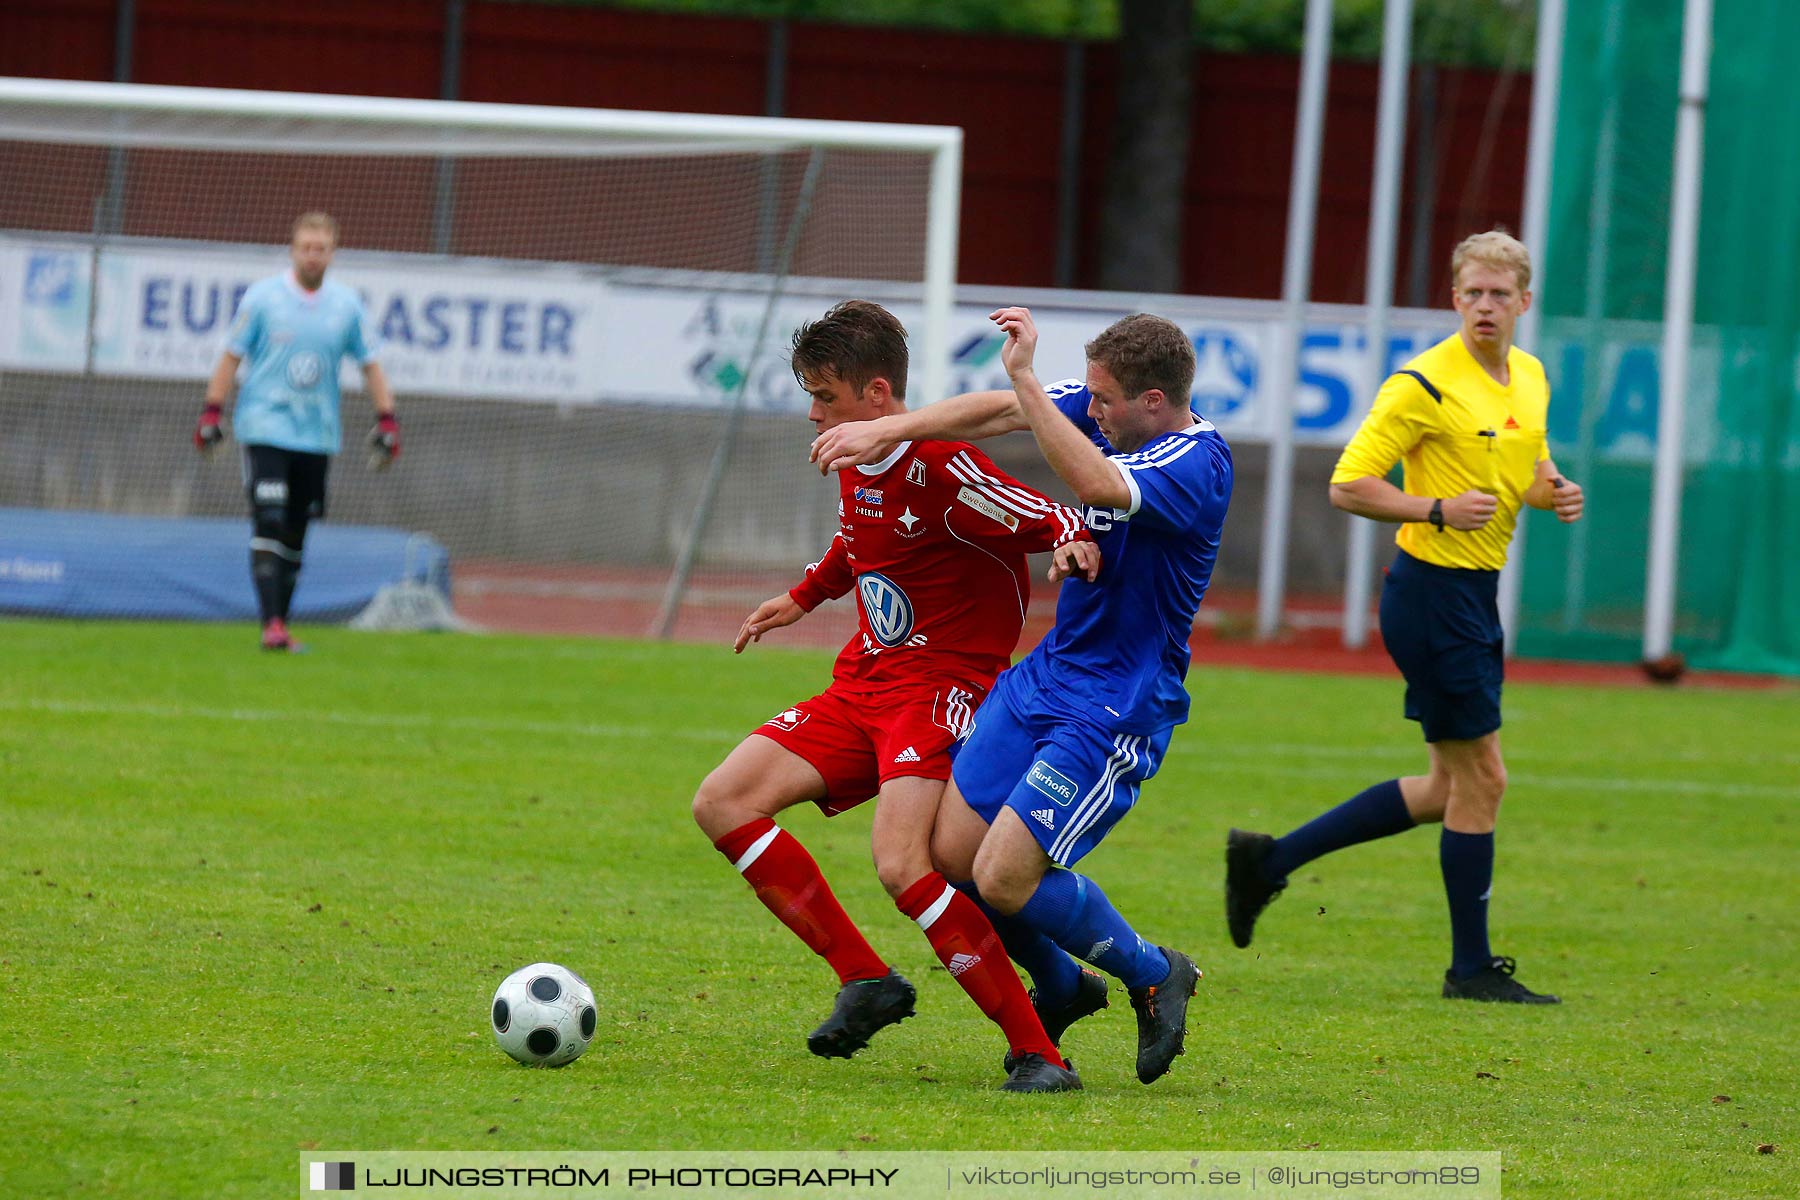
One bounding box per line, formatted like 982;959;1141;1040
490;963;596;1068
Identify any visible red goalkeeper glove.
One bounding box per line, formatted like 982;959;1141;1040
367;412;400;469
194;402;224;453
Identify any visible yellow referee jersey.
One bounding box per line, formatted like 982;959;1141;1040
1331;333;1549;571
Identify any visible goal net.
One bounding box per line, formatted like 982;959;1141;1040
1518;3;1800;674
0;78;960;644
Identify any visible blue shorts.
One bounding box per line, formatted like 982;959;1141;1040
951;668;1170;867
1379;549;1503;743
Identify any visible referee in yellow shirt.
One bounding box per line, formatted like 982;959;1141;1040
1225;230;1583;1003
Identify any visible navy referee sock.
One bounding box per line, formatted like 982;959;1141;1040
1441;829;1496;979
1264;778;1414;882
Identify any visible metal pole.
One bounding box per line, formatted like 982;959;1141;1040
754;18;790;273
918;134;962;406
1404;62;1440;308
1643;0;1712;662
764;17;789;117
431;0;465;256
113;0;135;80
1342;0;1414;650
1255;0;1332;640
1053;39;1086;289
1497;0;1567;654
653;149;826;639
100;0;135;234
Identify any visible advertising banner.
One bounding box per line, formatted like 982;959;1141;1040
0;236;609;403
595;283;1458;447
0;234;1732;456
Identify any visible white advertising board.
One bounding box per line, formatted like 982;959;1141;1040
0;234;1730;458
0;237;608;403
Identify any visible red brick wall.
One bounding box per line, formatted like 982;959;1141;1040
0;0;1530;302
0;0;116;80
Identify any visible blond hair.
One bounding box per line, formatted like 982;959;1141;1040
1450;228;1531;291
291;211;340;243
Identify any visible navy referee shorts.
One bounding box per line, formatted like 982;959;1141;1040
1378;549;1503;743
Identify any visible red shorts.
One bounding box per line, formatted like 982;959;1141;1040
753;678;987;816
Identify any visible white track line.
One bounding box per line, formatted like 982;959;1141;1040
4;697;1791;798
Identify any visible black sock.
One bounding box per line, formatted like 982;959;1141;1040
275;554;302;621
1441;829;1496;979
250;549;284;624
1265;778;1414;882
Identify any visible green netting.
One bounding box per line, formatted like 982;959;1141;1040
1518;0;1800;674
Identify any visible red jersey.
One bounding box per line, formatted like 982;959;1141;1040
787;439;1090;688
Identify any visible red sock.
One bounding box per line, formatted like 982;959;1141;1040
895;872;1062;1067
714;818;888;986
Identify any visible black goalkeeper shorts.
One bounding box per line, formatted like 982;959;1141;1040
242;443;331;523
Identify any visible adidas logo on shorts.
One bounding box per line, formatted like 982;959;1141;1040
1031;808;1056;829
947;952;980;977
893;745;922;764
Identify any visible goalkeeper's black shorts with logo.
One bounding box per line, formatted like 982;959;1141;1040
241;443;331;523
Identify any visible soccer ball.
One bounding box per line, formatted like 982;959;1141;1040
490;963;596;1068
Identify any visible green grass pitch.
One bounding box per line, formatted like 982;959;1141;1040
1;620;1793;1197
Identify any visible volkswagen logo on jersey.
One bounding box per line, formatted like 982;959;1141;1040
285;350;325;389
856;571;915;648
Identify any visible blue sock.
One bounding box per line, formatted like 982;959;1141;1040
1264;779;1414;882
954;881;1082;1008
1016;868;1169;990
1440;829;1495;979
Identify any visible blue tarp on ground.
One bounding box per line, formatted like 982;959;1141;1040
0;508;449;622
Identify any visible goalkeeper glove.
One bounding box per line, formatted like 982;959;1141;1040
367;412;401;469
194;402;224;453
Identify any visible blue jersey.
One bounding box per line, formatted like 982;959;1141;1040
1007;377;1233;734
226;272;377;455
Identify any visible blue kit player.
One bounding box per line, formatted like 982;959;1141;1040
194;212;400;651
812;308;1233;1083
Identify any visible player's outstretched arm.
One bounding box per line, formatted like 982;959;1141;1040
809;389;1025;475
992;306;1130;509
734;594;805;653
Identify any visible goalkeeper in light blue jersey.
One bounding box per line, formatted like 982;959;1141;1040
193;212;400;652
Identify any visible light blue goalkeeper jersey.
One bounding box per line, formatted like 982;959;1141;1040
1006;377;1234;734
226;272;377;455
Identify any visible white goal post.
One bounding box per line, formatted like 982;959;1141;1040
0;77;961;639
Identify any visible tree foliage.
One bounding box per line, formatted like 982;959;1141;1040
529;0;1539;69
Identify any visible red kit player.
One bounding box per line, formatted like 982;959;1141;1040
692;301;1096;1093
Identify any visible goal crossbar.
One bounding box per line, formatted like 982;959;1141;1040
0;76;963;638
0;77;963;156
0;76;961;427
